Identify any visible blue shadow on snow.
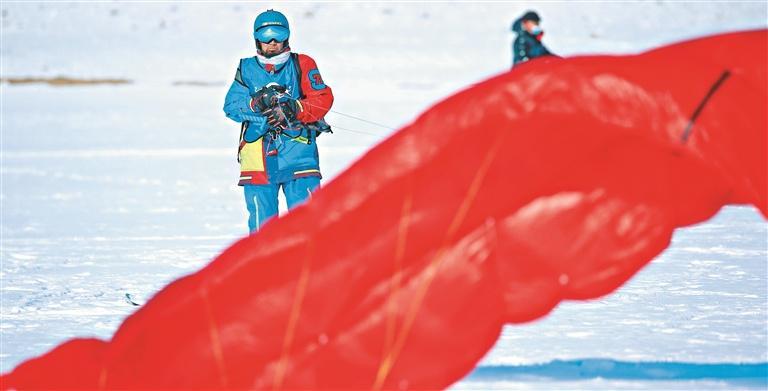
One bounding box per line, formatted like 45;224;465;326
467;359;767;386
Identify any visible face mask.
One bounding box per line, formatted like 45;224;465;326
530;25;543;35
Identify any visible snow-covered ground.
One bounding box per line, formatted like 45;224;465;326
2;2;767;389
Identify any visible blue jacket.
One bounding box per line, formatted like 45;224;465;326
511;17;553;66
223;53;333;185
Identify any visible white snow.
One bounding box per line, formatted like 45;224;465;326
2;2;767;389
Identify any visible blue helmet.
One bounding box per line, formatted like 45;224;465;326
253;10;290;43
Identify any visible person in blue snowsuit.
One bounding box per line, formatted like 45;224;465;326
223;9;334;232
511;11;555;67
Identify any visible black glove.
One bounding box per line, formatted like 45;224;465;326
262;99;300;130
250;84;287;112
279;100;300;121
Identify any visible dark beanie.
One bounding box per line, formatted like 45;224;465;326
521;11;541;23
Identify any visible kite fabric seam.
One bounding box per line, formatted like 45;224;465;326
373;133;506;389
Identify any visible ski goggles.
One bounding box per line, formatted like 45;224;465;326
254;25;289;43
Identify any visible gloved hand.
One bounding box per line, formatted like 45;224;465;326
249;84;287;113
262;99;302;130
279;99;300;121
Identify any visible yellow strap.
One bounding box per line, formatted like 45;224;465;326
290;135;310;144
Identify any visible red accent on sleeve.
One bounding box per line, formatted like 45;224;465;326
296;53;334;123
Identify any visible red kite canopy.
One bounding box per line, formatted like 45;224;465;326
3;30;766;390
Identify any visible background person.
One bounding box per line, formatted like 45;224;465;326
511;10;555;67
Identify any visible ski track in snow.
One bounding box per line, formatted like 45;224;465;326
2;2;767;389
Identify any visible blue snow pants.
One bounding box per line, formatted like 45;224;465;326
243;176;321;233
